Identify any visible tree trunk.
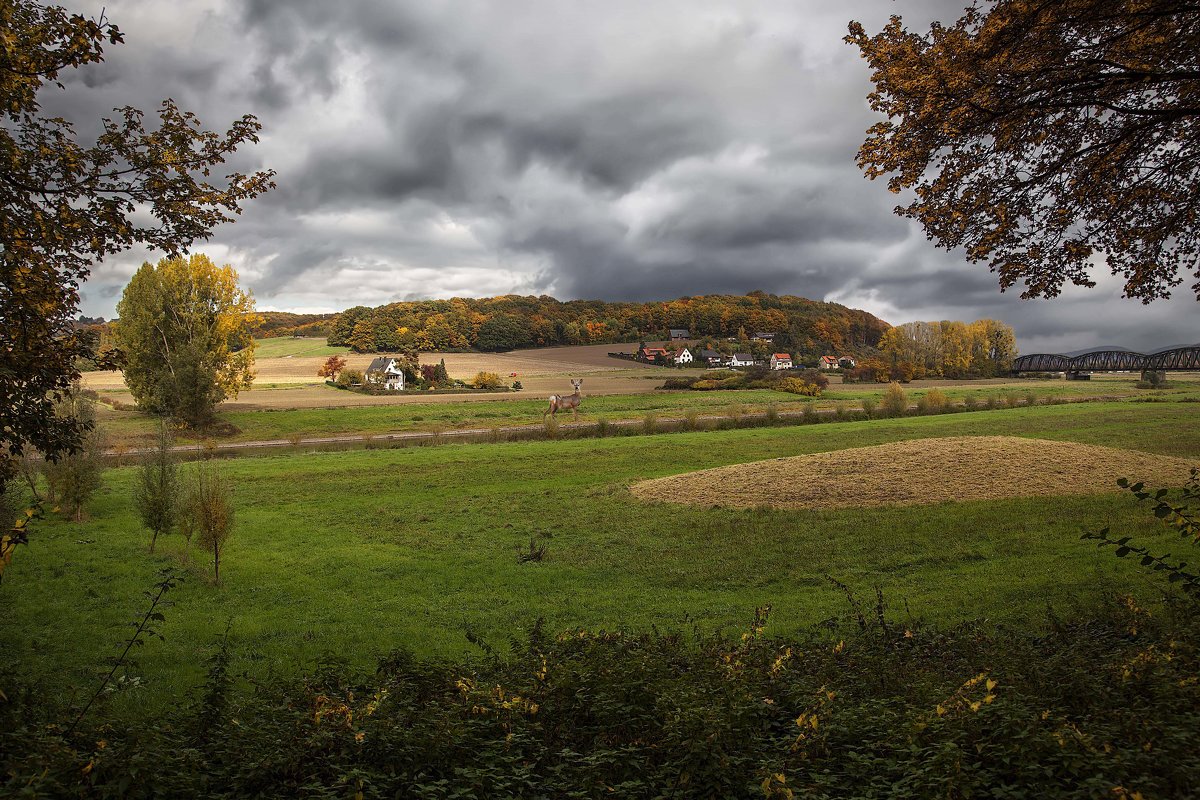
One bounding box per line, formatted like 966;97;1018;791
213;543;220;585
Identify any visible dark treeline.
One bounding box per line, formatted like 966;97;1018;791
253;292;890;356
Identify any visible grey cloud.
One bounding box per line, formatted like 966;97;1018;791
61;0;1198;352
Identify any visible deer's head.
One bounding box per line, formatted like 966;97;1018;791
571;379;583;391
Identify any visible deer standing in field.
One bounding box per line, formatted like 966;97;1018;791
544;379;584;421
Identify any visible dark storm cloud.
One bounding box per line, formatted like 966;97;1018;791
60;0;1195;350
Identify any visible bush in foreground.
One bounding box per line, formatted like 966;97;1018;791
3;595;1199;798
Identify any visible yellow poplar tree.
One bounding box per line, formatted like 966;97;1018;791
115;254;259;426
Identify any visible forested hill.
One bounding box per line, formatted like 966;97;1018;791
253;292;891;356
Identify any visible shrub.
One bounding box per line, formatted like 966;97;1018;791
961;394;978;410
182;461;235;584
920;389;948;415
881;382;908;417
1025;391;1038;407
6;598;1200;797
335;369;363;388
472;372;503;390
777;377;820;396
511;381;523;390
1136;370;1169;389
134;422;179;553
42;390;104;522
801;402;819;423
861;397;878;418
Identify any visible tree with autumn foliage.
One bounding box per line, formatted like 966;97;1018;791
115;254;259;427
848;2;1200;302
317;355;348;383
0;0;273;492
878;319;1016;378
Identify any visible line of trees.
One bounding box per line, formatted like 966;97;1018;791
850;319;1017;382
310;291;890;357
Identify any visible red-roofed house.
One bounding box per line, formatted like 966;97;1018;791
819;355;839;370
769;353;793;371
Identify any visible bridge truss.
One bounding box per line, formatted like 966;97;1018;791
1012;346;1200;373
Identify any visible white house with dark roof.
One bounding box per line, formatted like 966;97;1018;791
729;353;756;367
674;347;694;365
365;357;405;391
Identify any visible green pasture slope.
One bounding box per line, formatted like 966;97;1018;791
251;336;350;359
3;399;1198;715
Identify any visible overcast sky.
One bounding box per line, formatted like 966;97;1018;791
55;0;1196;353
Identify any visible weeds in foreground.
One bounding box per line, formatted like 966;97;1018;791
7;587;1199;798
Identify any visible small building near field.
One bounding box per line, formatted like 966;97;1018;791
698;349;725;367
753;331;777;342
365;357;406;391
674;347;694;365
819;355;840;370
838;356;857;369
769;353;793;371
669;328;691;340
729;353;756;367
639;346;669;363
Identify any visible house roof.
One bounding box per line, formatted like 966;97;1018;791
772;353;791;360
366;357;392;372
820;355;838;363
669;328;690;335
699;349;721;358
732;353;753;360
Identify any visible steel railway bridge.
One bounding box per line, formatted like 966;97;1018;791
1011;346;1200;374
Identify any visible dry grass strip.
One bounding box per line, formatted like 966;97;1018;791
630;436;1198;510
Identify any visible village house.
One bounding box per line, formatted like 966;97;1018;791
729;353;756;368
638;345;670;363
838;356;857;369
698;349;725;367
365;357;405;391
819;355;840;370
668;328;690;340
769;353;793;371
752;331;776;342
674;347;694;365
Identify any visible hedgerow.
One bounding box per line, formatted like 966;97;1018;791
3;594;1198;798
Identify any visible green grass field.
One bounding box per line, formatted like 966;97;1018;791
4;399;1198;715
94;374;1200;449
250;336;350;358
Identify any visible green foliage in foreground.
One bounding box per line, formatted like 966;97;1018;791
4;596;1198;798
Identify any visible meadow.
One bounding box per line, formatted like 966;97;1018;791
92;368;1200;450
3;397;1198;719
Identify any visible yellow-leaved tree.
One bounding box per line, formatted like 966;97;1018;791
115;254;259;427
